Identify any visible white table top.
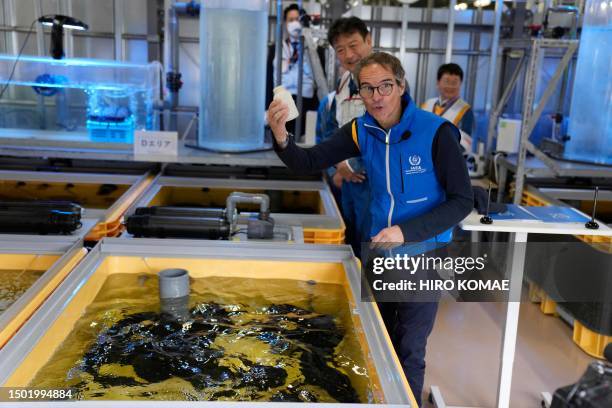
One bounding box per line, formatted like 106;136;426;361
460;210;612;236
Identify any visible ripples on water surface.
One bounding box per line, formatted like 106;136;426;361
0;269;43;314
31;273;377;402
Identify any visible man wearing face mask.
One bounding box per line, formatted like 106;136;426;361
273;4;317;138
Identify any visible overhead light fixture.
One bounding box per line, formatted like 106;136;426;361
474;0;492;7
37;15;89;59
454;2;468;10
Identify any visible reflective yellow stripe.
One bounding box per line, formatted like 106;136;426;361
434;105;445;116
351;120;360;151
453;104;471;125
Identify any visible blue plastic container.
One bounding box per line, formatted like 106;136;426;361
87;116;135;144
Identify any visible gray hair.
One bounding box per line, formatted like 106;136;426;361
354;52;405;87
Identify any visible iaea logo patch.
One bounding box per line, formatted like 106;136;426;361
409;155;421;166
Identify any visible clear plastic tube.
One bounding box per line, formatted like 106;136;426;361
198;0;269;152
564;0;612;165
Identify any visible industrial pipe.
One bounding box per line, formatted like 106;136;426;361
446;0;456;63
135;206;226;218
225;192;271;227
295;0;304;139
399;3;409;67
165;0;182;131
158;268;190;321
485;0;503;156
275;0;283;87
302;28;330;100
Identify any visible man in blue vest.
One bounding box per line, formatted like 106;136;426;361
267;52;473;406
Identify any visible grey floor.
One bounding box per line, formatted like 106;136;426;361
422;293;595;407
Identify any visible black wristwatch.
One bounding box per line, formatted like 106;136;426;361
278;132;293;150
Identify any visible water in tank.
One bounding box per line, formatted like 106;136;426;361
564;0;611;165
0;55;160;144
198;0;269;152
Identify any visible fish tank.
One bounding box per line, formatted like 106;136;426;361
0;54;161;144
0;240;416;405
0;242;86;349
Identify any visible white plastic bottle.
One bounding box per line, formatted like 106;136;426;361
273;86;299;122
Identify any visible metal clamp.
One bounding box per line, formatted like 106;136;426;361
166;72;183;92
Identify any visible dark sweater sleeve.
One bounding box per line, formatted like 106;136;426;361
274;122;360;176
459;108;475;135
399;123;473;242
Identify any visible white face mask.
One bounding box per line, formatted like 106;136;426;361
287;21;302;38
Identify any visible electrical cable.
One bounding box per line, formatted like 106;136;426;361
231;228;248;237
0;18;43;100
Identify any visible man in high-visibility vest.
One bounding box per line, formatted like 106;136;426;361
422;63;474;152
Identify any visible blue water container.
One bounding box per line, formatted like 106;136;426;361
198;0;269;152
564;0;612;165
87;116;135;144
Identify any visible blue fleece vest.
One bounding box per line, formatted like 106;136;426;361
356;94;456;243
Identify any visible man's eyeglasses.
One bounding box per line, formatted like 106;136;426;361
439;78;461;87
359;82;395;99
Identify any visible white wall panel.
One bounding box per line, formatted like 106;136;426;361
1;1;500;115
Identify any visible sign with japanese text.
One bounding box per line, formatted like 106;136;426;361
134;131;178;158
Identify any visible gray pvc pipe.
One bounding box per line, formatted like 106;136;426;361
159;268;190;299
225;192;271;225
158;268;190;320
302;28;329;101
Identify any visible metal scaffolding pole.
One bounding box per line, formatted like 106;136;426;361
146;0;163;63
296;0;304;139
485;0;503;156
416;0;434;104
34;0;44;56
399;3;409;67
512;39;578;205
486;52;526;166
114;0;125;60
274;0;282;87
445;0;456;63
466;8;483;104
60;0;74;58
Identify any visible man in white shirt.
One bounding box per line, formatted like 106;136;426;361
315;17;373;257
